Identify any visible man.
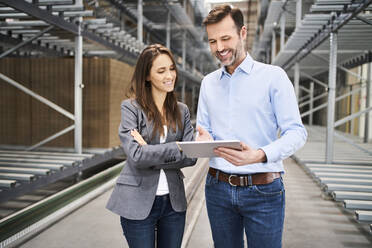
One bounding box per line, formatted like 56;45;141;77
196;4;307;248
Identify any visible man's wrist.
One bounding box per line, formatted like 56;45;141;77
257;149;267;163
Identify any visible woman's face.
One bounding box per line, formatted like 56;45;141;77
147;53;176;96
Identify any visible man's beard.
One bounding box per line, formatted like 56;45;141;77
215;42;243;67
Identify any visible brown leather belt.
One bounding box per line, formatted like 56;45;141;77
208;167;281;187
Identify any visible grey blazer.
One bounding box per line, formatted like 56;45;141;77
106;99;197;220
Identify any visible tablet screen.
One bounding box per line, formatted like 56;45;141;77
178;140;241;158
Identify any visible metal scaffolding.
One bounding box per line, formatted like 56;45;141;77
253;0;372;163
0;0;216;202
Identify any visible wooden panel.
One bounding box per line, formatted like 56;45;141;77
108;59;134;147
1;57;135;149
82;58;110;148
0;58;32;145
30;58;74;147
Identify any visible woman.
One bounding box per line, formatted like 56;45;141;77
106;44;197;248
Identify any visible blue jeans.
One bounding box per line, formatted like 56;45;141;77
205;173;285;248
120;194;186;248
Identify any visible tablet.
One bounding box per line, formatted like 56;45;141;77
178;140;242;158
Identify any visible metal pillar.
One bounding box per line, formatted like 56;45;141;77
166;10;171;49
182;31;186;69
325;31;337;164
309;82;314;125
74;17;83;154
280;12;286;50
137;0;143;43
296;0;302;28
294;63;300;101
365;61;371;142
350;84;355;133
271;30;276;63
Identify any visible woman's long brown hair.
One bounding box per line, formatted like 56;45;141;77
128;44;182;139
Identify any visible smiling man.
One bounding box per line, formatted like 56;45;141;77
196;4;307;248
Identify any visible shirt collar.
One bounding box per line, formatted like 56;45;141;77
219;53;254;79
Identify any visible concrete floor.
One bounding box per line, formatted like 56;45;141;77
187;158;372;248
18;158;372;248
282;158;372;248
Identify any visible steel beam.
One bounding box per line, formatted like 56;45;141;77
296;0;302;29
0;73;74;120
365;61;371;142
0;33;65;56
309;82;314;125
334;106;372;128
74;17;83;154
282;0;372;70
27;125;75;151
0;26;54;58
350;84;355;133
299;94;311;102
137;0;143;43
182;30;186;69
326;30;337;164
333;132;372;156
271;30;276;62
280;11;286;50
300;71;329;88
300;85;310;93
1;0;137;65
294;63;300;101
301;101;328;118
166;10;171;49
311;52;368;82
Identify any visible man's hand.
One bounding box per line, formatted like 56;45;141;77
214;142;267;166
130;129;147;145
196;126;213;141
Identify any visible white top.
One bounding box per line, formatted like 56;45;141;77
156;125;170;195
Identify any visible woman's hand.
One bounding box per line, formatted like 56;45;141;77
131;129;147;145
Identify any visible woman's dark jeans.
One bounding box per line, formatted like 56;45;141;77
120;194;186;248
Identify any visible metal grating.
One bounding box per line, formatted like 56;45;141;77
272;4;372;76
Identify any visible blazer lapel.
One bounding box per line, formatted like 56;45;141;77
166;125;176;143
141;111;160;145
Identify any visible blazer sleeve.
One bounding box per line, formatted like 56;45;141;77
119;100;184;169
152;104;197;170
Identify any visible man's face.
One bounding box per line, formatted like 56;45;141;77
206;15;246;70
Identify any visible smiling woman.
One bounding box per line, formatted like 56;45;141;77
106;44;197;248
147;54;177;101
128;44;182;139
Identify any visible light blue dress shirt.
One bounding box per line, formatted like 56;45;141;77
196;54;307;174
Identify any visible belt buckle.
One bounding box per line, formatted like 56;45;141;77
228;175;237;187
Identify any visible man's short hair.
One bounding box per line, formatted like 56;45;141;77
203;4;244;33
